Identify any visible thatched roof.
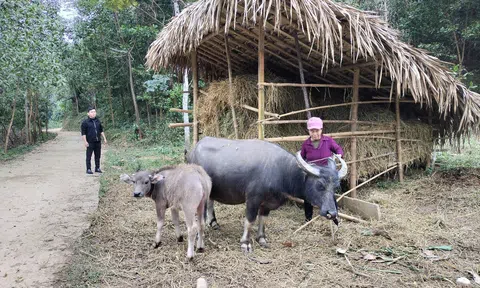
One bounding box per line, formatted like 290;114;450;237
146;0;480;135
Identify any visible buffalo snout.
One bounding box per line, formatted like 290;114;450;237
133;192;142;197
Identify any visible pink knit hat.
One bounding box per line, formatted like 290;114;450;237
307;117;323;130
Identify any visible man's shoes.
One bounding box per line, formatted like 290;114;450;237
305;218;312;223
95;168;103;173
86;169;93;174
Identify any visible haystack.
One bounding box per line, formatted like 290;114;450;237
199;75;433;179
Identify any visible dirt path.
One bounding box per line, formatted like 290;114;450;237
0;130;101;287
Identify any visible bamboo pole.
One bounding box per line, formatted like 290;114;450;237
258;100;417;123
395;88;404;182
225;34;239;139
337;165;399;202
344;151;395;165
328;61;377;72
293;31;311;119
350;68;360;197
262;120;383;125
242;104;279;117
373;96;415;103
258;19;265;140
169;123;194;128
265;130;396;142
192;51;199;145
231;25;335;84
258;82;390;89
170;108;192;113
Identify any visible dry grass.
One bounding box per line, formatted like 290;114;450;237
58;158;480;287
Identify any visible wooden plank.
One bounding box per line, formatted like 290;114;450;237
336;195;381;221
258;19;265;140
350;68;360;197
169;108;192;113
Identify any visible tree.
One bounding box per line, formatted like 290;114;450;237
0;0;66;151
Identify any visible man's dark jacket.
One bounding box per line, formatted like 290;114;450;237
81;118;103;143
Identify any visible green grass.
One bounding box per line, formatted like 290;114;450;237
0;132;57;162
435;137;480;170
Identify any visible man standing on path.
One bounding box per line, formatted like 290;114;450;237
81;107;107;174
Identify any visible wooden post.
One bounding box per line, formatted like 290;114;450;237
293;32;311;119
225;34;239;139
258;19;265;140
349;68;360;197
395;87;404;182
192;51;199;145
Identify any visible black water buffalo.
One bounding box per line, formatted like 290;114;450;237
187;137;347;252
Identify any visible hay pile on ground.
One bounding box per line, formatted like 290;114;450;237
59;155;480;287
199;75;433;179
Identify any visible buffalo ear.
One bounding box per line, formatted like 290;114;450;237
150;174;165;184
120;173;134;184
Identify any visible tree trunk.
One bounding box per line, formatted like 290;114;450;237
45;102;49;134
74;94;79;115
172;0;180;14
146;102;151;127
35;93;42;141
31;93;37;144
28;93;35;143
24;90;30;144
91;92;96;109
5;96;16;153
127;50;143;139
102;34;115;127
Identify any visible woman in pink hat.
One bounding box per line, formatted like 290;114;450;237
300;117;344;222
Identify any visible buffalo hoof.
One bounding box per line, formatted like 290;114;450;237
257;237;269;248
197;247;205;253
186;255;194;262
210;221;220;230
177;236;184;242
153;241;161;249
241;242;253;253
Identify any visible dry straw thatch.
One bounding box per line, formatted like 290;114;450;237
199;75;433;179
146;0;480;137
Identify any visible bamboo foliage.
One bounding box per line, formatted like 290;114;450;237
145;0;480;135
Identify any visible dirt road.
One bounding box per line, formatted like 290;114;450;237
0;130;100;287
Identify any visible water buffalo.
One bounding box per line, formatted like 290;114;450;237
120;164;212;259
187;137;347;252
